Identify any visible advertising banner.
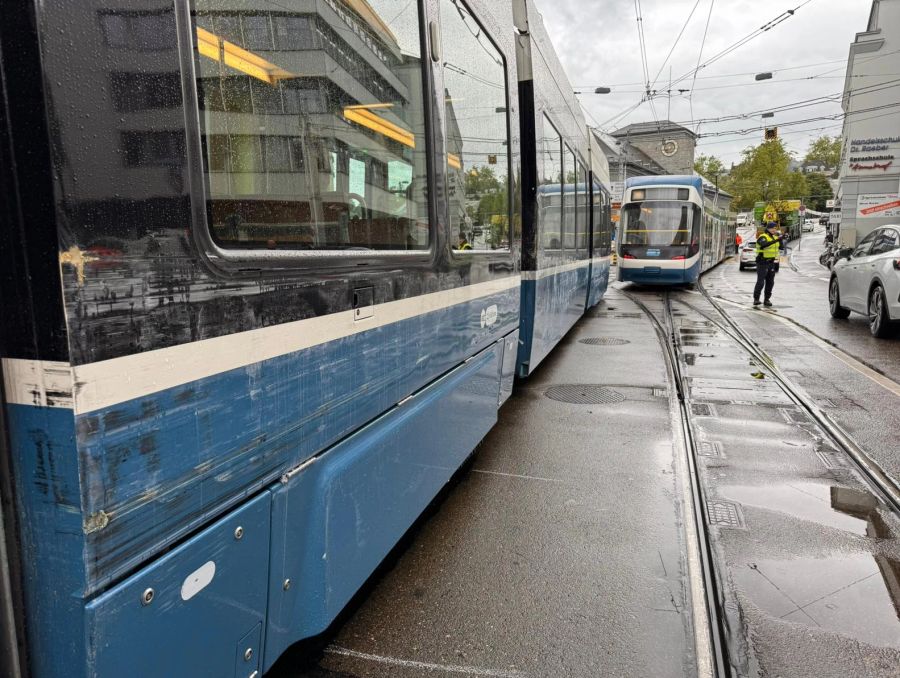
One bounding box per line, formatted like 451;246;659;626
857;194;900;219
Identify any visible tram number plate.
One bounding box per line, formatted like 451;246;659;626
646;248;661;257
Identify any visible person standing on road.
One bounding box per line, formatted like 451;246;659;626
753;222;784;307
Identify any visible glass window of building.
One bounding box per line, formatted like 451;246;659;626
440;0;509;252
191;1;430;251
541;116;562;250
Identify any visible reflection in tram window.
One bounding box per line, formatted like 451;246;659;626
191;1;429;251
440;0;510;251
540;115;563;250
563;147;576;249
576;161;588;250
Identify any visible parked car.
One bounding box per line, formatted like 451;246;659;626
739;244;758;270
829;225;900;337
802;219;817;232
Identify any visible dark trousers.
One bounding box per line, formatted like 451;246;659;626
754;259;777;301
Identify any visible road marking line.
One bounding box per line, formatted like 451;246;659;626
713;296;900;398
325;646;525;676
471;469;566;483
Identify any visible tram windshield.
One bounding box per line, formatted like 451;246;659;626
623;201;701;247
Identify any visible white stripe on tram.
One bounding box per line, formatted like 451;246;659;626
3;276;521;414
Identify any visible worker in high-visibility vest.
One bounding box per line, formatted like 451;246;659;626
753;222;784;307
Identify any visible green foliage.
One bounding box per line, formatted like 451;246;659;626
725;139;808;209
694;154;726;178
803;135;842;169
802;172;834;211
465;165;502;197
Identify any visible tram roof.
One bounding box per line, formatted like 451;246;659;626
626;175;703;192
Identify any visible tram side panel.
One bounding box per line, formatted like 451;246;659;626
3;1;524;676
514;1;593;377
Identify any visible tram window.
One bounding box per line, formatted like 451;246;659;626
440;0;510;252
576;162;588;250
592;182;602;251
563;147;576;249
541;116;563;250
191;1;430;251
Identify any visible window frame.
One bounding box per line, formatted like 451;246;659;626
541;114;563;252
441;0;513;257
174;0;439;275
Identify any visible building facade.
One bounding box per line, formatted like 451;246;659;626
611;120;698;176
836;0;900;244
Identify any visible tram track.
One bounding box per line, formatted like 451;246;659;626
621;288;731;678
693;281;900;515
624;276;900;678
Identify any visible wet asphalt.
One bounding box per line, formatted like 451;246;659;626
270;291;698;677
270;252;900;677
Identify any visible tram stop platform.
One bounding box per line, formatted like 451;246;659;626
272;288;700;677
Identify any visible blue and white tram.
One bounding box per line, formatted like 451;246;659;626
618;175;729;285
0;2;608;677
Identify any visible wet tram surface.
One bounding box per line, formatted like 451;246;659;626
273;254;900;678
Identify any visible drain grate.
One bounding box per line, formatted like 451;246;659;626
691;403;718;417
579;337;630;346
544;385;626;405
697;441;723;457
779;408;808;424
706;500;745;528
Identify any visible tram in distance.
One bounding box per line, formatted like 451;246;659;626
618;175;733;285
0;1;613;676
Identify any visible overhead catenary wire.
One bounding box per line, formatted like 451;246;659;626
689;0;716;129
598;0;814;131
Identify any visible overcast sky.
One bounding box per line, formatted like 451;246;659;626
536;0;873;167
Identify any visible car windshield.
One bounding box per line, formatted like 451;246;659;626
623;201;701;247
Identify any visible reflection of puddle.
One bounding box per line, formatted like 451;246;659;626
734;554;900;648
720;483;870;535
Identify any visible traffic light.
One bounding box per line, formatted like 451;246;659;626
764;127;778;141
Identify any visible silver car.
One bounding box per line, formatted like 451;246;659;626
829;225;900;337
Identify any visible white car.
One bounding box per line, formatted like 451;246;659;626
738;243;757;270
802;219;817;232
829;225;900;337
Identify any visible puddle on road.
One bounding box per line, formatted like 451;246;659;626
726;481;900;648
719;482;871;536
734;553;900;649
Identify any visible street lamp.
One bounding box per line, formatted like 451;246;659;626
755;72;773;81
761;112;774;119
594;87;612;94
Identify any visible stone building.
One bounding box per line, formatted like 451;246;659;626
610;120;698;176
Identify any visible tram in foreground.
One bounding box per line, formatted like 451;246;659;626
618;175;731;285
0;1;610;677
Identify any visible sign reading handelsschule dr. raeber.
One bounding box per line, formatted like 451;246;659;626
857;194;900;219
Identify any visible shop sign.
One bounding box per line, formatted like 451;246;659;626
857;193;900;219
848;136;899;173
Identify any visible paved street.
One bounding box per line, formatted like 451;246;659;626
272;252;900;677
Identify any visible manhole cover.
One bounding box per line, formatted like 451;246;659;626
691;403;718;417
697;441;723;457
706;500;745;528
544;385;626;405
579;337;630;346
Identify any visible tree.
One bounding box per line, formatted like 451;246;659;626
465;166;502;197
694;154;726;178
803;172;833;212
803;135;842;169
725;139;808;209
